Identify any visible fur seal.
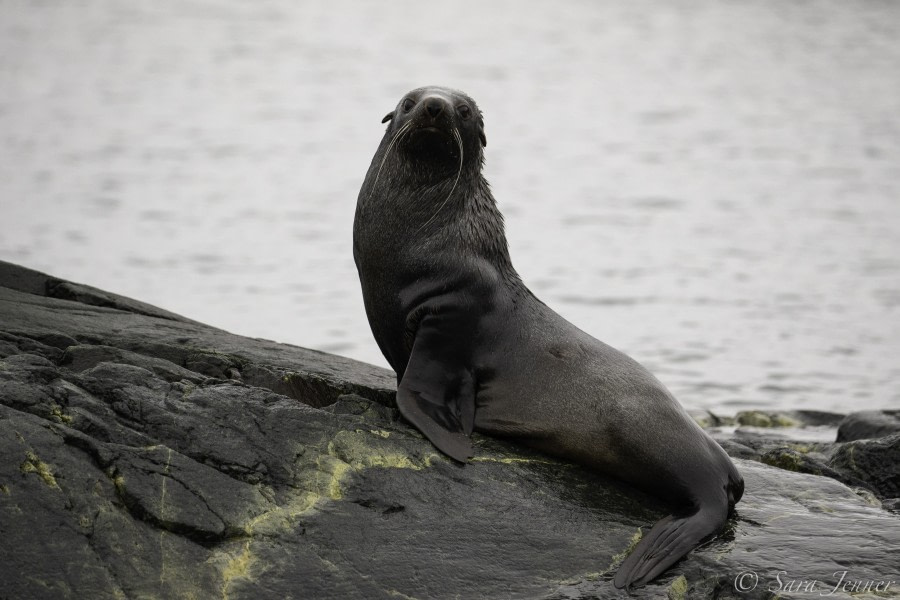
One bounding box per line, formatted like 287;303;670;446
353;86;744;588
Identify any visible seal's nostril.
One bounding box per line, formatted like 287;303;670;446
425;99;443;118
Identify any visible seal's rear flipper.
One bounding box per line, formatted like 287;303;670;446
396;312;476;463
613;501;727;589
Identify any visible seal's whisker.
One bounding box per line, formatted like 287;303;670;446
416;128;464;234
370;121;413;196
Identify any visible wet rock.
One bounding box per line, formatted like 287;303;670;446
836;410;900;442
829;433;900;499
0;261;396;406
2;260;900;600
710;412;900;504
734;410;844;430
709;427;837;464
736;410;800;428
760;447;837;478
549;461;900;600
61;344;207;383
789;410;847;428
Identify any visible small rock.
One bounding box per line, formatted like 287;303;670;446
836;410;900;442
736;410;798;428
829;433;900;498
760;447;843;481
687;409;721;428
61;344;207;383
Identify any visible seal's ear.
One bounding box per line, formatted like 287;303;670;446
382;112;394;123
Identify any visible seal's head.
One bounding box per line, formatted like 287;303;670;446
380;86;487;167
357;85;505;248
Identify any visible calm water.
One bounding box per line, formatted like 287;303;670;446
2;1;899;414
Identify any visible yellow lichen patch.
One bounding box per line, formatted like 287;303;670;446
422;452;446;467
20;450;59;488
234;444;360;536
771;414;800;427
606;528;643;572
0;484;9;495
159;447;173;522
355;449;420;470
852;487;881;507
327;430;424;472
369;429;392;439
736;411;799;428
317;556;341;574
314;454;353;500
841;444;864;477
239;490;321;537
288;429;435;503
49;404;73;424
221;540;255;600
667;575;688;600
386;589;421;599
763;513;794;526
558;571;601;586
470;456;557;466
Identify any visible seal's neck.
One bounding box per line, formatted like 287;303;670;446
355;148;522;287
457;176;519;277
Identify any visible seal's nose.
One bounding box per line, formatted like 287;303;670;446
425;98;444;118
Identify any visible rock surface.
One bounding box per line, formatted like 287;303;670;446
837;410;900;442
1;260;899;600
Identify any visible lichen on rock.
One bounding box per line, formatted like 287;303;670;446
2;260;900;600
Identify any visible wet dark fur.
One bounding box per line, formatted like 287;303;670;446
353;86;744;589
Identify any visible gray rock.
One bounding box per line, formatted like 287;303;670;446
733;409;845;429
0;261;396;407
2;260;900;600
829;433;900;499
837;410;900;442
708;412;900;502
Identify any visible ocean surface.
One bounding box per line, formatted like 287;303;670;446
2;0;898;415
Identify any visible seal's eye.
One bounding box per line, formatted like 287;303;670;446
402;98;415;113
458;105;472;120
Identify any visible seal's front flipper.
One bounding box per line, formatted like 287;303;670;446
396;313;475;463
